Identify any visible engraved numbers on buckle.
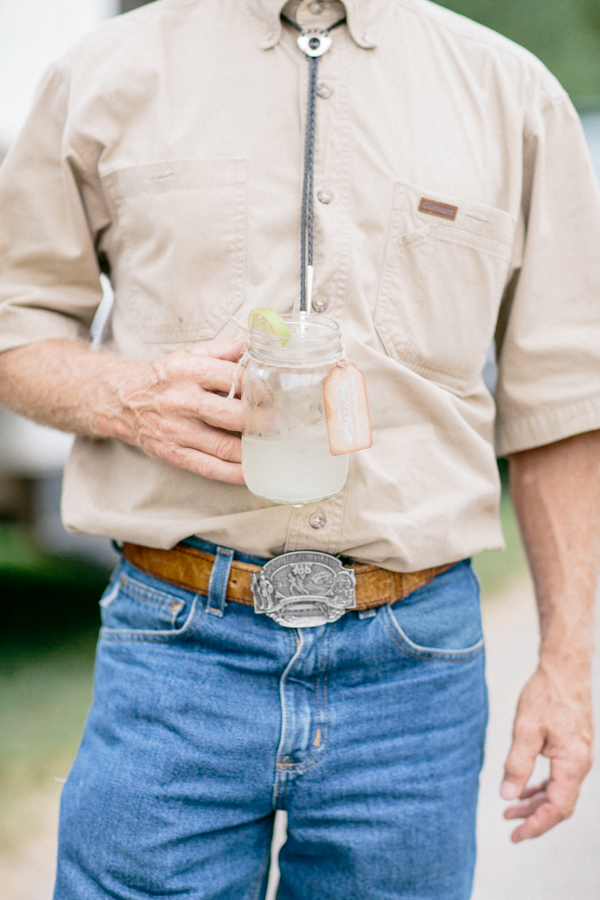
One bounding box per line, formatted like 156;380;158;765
251;552;357;628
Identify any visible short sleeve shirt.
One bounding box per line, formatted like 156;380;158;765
1;0;600;570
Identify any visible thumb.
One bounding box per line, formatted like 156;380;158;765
501;720;543;800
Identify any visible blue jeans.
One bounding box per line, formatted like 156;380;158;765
54;543;487;900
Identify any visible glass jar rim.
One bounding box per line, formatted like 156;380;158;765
248;313;342;364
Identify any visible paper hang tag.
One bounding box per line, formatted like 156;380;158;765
323;363;373;456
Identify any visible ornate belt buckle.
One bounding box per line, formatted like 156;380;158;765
251;551;357;628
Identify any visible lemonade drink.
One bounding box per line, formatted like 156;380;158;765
242;436;349;505
241;312;349;506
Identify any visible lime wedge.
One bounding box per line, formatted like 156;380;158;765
248;308;291;344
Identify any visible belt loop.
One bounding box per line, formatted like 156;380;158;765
207;547;235;617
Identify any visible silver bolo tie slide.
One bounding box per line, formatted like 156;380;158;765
281;13;346;314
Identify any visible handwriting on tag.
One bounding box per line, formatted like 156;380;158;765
323;363;373;455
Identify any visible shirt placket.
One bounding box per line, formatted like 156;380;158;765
284;4;352;554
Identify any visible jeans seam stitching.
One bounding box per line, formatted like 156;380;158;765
273;630;304;806
248;840;273;900
118;580;188;608
382;605;484;661
275;624;335;774
100;594;207;642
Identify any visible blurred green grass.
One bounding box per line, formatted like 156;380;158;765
474;490;528;599
438;0;600;105
0;526;109;849
0;496;528;849
0;633;97;850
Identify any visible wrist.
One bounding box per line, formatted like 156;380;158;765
538;639;593;678
91;355;145;443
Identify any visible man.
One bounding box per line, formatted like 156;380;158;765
0;0;599;897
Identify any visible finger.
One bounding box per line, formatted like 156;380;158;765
196;392;244;432
504;790;547;819
161;356;243;395
509;754;587;841
510;800;565;842
175;421;243;464
187;338;247;362
143;415;242;464
501;722;544;800
155;443;245;484
518;780;550;800
156;384;244;432
542;756;586;820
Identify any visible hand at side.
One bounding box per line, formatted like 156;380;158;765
501;657;593;841
504;430;600;840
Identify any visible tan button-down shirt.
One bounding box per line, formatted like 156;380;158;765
1;0;600;570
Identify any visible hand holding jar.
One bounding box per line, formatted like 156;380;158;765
241;313;371;506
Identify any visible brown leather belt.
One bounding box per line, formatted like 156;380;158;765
121;542;452;613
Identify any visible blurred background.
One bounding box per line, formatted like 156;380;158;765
0;1;599;898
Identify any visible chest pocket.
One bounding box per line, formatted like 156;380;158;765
374;182;515;393
102;159;246;343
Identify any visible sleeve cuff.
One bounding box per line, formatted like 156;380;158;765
0;306;91;355
495;396;600;456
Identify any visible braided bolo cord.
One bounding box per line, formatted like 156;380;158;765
281;14;347;312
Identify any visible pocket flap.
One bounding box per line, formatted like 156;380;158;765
393;182;515;249
103;158;247;199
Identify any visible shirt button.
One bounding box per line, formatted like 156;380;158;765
317;190;334;204
309;511;327;529
309;0;325;12
312;297;328;313
316;83;333;99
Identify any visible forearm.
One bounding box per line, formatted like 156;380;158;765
0;339;141;439
500;431;599;839
0;336;246;483
509;431;600;669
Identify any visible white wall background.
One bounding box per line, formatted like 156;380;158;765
0;0;118;148
0;0;118;474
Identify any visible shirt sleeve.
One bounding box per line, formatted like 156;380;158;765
0;63;103;354
494;91;600;455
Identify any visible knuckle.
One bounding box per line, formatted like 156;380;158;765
504;755;529;778
553;804;571;824
214;434;235;461
194;357;212;381
575;746;594;774
197;456;217;480
512;719;539;743
152;356;171;382
162;445;184;466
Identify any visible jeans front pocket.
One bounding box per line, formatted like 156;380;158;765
102;158;247;344
99;561;204;642
383;561;484;662
375;181;515;393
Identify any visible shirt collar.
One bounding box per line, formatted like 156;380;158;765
243;0;384;50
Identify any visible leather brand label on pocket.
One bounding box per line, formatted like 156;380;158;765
418;197;458;220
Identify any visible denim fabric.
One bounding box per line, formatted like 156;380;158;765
54;554;487;900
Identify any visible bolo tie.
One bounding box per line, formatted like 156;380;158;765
281;12;347;314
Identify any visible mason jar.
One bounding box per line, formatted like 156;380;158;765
241;314;349;505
